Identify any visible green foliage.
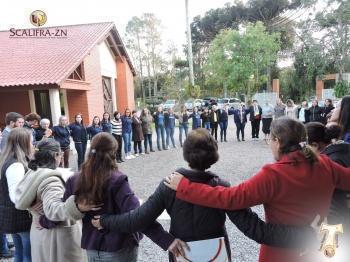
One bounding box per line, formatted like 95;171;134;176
204;22;280;98
185;83;201;98
334;81;350;98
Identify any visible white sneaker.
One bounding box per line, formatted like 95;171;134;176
125;155;131;160
141;152;145;155
135;153;139;157
130;154;136;159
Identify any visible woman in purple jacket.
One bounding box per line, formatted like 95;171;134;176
65;132;183;261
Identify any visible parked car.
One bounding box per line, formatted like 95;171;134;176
202;97;217;108
184;99;204;112
162;99;177;110
218;97;241;110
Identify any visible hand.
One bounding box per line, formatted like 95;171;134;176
168;238;190;258
163;172;184;191
77;200;103;212
35;220;44;230
91;215;103;230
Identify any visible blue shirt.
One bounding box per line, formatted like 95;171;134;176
101;121;112;134
122;116;132;134
69;123;87;143
87;125;103;139
158;113;164;126
167;114;176;128
344;132;350;143
192;113;201;129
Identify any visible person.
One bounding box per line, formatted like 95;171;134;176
101;112;112;134
0;128;33;262
210;105;220;141
322;98;334;124
153;106;167;151
66;133;182;261
219;105;229;142
200;107;211;131
111;111;124;163
52;116;71;168
249;100;262;140
122;108;134;159
233;103;249;142
14;139;90;262
274;99;286;119
305;122;350;258
131;110;144;156
177;106;189;147
308;99;323;123
69;113;88;168
24;113;41;145
87;116;103;140
35;118;53;141
297;101;309;124
261;101;274;143
189;106;201;130
164;108;176;149
92;129;316;262
0;112;24;152
285;99;298;119
141;108;154;154
338;95;350;143
165;117;350;262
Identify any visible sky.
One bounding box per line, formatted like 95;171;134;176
0;0;233;52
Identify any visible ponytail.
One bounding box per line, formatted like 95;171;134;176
301;144;319;164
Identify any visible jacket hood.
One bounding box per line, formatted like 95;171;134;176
15;168;63;210
322;143;350;156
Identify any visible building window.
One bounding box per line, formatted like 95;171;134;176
68;63;85;81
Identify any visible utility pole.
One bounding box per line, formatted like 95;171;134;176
185;0;195;86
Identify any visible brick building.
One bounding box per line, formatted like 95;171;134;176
0;22;136;126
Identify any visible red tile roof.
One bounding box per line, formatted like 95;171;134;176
0;22;135;87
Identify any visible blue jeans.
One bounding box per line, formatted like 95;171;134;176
156;125;166;150
204;122;211;130
122;132;132;154
12;231;31;262
179;123;188;146
0;234;9;254
87;247;138;262
219;120;228;141
143;134;153;151
166;127;175;148
75;142;87;168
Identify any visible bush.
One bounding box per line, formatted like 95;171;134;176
334;81;350;98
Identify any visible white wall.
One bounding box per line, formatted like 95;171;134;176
98;41;117;111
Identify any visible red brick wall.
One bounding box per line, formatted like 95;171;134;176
66;89;89;124
116;56;135;112
0;91;30;127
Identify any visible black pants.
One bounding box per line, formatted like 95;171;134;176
75;142;87;168
112;134;123;160
134;141;142;154
236;122;246;139
251;120;261;138
211;122;218;140
144;134;153;152
60;147;70;168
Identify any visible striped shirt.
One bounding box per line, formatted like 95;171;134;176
111;119;122;135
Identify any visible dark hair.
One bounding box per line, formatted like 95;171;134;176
102;112;110;122
75;133;118;203
306;122;330;145
132;110;137;115
28;139;60;171
74;113;84;125
183;129;219;170
113;111;120;118
270;117;318;163
325;99;333;107
25;113;41;122
339;96;350;135
124;108;131;115
91;116;101;126
141;108;149;117
5;112;23;125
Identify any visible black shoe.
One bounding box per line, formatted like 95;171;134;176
145;151;150;154
242;138;245;141
237;138;241;142
0;250;14;258
150;149;155;152
158;147;162;151
117;160;122;163
224;139;227;142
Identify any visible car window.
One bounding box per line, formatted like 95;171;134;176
229;99;240;103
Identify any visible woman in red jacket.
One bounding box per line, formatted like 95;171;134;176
165;117;350;262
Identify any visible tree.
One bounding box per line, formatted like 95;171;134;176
204;22;280;98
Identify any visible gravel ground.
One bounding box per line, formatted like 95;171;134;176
1;118;272;262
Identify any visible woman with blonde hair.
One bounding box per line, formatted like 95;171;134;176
0;128;33;262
